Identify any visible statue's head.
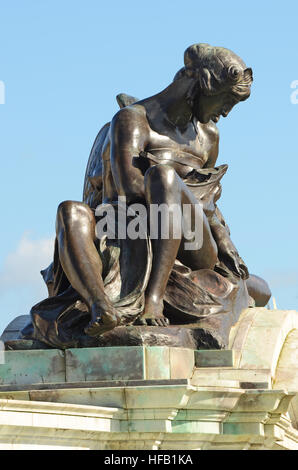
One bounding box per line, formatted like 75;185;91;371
174;43;253;124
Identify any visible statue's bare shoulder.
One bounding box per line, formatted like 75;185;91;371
111;104;148;133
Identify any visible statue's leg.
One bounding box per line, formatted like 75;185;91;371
56;200;120;336
137;164;217;326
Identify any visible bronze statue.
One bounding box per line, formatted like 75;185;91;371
21;43;271;349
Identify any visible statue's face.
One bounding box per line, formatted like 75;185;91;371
195;91;241;124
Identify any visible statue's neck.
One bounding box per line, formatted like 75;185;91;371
156;78;198;129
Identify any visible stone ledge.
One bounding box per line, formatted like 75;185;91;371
0;378;189;392
0;345;251;387
0;346;246;386
0;386;296;450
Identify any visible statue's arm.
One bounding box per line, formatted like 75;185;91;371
214;206;231;234
209;209;249;280
110;107;149;203
201;124;248;278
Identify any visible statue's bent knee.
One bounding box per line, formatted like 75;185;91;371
144;164;177;189
56;200;94;230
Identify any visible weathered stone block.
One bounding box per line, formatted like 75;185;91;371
195;349;235;367
145;347;170;380
65;347;145;382
0;350;65;385
124;385;191;409
169;348;195;379
223;422;264;435
172;420;221;434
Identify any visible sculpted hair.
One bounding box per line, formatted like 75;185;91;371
174;43;253;101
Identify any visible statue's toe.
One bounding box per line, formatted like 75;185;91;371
133;316;170;327
159;317;170;326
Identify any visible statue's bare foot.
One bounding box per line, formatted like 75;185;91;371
84;303;120;337
134;299;170;327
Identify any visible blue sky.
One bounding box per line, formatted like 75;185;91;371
0;0;297;334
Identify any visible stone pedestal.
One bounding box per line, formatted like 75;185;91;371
0;307;298;450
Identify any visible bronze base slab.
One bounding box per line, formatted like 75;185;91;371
90;325;225;349
5;324;225;350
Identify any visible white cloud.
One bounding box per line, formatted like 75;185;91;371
0;233;55;335
0;232;55;290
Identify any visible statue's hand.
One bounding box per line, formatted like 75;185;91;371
222;249;249;280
